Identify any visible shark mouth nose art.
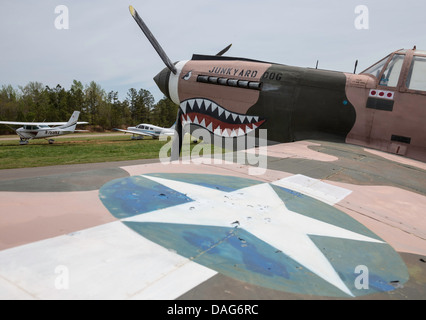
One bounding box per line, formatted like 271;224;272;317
180;98;265;138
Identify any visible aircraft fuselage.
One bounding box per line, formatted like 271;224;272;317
16;126;69;140
155;49;426;162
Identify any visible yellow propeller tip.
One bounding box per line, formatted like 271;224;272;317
129;5;135;16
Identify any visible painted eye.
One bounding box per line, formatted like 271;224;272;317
182;71;192;80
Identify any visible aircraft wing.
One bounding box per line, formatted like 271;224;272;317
0;121;88;126
0;139;425;299
113;128;156;137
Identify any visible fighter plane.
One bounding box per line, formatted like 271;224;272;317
113;122;175;139
128;6;425;162
0;111;88;144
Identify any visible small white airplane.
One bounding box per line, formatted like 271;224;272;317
0;111;89;144
114;123;175;139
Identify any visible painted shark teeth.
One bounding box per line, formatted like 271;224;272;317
180;98;265;138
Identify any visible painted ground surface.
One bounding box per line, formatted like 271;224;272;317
0;141;425;299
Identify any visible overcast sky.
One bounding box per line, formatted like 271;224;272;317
1;0;425;103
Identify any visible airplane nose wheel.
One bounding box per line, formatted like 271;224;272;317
48;139;55;144
19;139;29;145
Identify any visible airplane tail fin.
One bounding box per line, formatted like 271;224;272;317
60;111;80;131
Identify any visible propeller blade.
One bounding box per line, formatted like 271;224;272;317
129;5;177;75
216;44;232;56
170;108;184;161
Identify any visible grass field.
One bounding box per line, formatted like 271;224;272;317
0;134;164;169
0;133;227;170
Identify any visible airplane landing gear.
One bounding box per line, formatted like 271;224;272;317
19;139;29;145
48;139;55;144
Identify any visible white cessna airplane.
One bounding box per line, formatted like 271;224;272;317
0;111;89;144
114;122;175;139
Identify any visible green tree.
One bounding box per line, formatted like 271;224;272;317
127;88;154;125
18;81;51;122
0;81;163;132
85;81;105;125
107;91;131;129
45;84;69;121
69;80;86;120
0;85;20;134
151;97;179;127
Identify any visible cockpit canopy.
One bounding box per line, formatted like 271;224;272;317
23;124;50;130
136;124;154;131
361;48;426;93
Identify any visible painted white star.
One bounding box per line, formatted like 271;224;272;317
123;175;384;296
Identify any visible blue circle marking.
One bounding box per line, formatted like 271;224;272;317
99;173;408;297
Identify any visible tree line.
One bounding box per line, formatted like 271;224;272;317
0;80;178;134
